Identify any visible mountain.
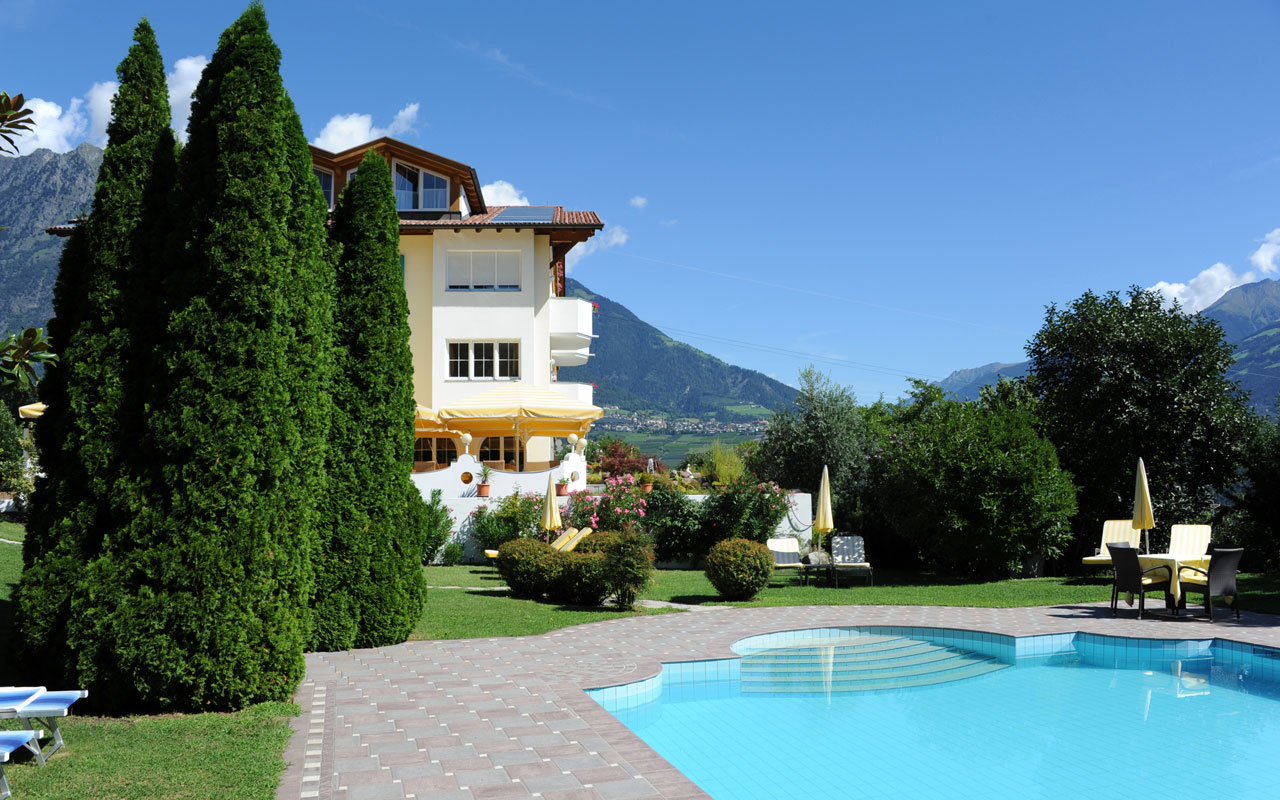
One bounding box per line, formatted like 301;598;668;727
937;279;1280;414
1201;279;1280;342
0;143;103;334
0;146;793;422
560;277;798;419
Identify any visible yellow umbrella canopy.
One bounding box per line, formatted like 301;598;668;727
17;402;46;419
814;465;835;548
415;405;449;435
436;381;603;440
1132;457;1155;553
541;474;563;532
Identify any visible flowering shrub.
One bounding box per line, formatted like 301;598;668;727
705;538;774;600
700;476;793;552
563;474;648;532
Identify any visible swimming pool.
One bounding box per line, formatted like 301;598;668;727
587;627;1280;800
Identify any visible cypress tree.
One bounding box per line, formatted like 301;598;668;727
70;3;321;710
312;149;425;650
15;19;176;688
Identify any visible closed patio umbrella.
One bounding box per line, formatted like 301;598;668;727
814;465;834;550
17;402;46;419
1132;457;1155;553
541;473;563;535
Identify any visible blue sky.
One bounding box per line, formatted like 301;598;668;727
6;0;1280;402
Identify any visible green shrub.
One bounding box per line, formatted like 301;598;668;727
705;538;774;600
603;530;655;610
700;477;791;553
548;550;609;606
417;489;453;565
440;542;464;567
495;538;554;599
575;529;621;555
645;483;703;563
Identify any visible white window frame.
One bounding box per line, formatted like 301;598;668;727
313;167;334;209
446;340;520;381
392;159;449;211
445;250;521;292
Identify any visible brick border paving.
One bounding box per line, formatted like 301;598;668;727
277;603;1280;800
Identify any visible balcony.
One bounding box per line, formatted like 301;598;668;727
550;381;594;406
552;345;592;368
549;296;593;352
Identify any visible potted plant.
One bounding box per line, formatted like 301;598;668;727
476;465;493;497
637;472;655;493
556;476;569;496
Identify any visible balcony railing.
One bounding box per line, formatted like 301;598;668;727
550;381;594;406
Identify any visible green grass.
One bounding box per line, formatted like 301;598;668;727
0;703;297;800
423;564;509;588
0;519;25;542
643;567;1280;614
413;585;675;640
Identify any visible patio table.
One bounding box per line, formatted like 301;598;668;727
1138;553;1211;609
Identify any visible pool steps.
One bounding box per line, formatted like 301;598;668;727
739;634;1008;693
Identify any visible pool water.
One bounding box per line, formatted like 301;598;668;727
588;628;1280;800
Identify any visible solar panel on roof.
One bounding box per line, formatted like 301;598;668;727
494;207;556;223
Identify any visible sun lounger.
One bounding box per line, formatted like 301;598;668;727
0;686;88;765
1168;524;1211;558
830;535;874;587
1;729;42;800
486;528;580;559
1081;520;1144;568
560;527;592;553
766;538;802;569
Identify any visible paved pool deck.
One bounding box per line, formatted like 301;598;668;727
276;602;1280;800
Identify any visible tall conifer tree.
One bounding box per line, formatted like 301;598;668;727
66;3;325;710
312;150;425;650
16;19;175;687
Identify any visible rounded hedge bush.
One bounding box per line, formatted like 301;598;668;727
496;538;554;599
704;538;774;600
549;551;610;606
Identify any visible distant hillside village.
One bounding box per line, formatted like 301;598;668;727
595;407;771;437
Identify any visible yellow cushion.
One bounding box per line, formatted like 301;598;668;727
484;549;499;559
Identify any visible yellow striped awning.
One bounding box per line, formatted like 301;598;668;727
436;381;602;439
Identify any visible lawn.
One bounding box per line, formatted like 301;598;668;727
413;587;675;640
0;703;297;800
0;521;296;800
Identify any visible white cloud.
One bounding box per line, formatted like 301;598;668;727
13;97;87;155
167;55;207;142
1249;228;1280;274
311;102;421;151
566;224;628;273
85;81;118;146
481;180;529;206
1150;262;1256;312
1149;227;1280;312
629;195;647;209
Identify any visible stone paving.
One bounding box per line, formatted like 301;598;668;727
276;602;1280;800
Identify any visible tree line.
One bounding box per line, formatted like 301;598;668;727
10;4;427;713
748;286;1277;578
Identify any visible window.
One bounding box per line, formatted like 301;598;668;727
498;342;519;378
447;341;519;380
479;436;520;467
449;343;469;378
474;342;494;378
445;251;521;291
393;161;448;211
414;437;458;465
313;168;334;208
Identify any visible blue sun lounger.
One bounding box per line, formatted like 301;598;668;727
1;729;42;800
0;686;87;765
